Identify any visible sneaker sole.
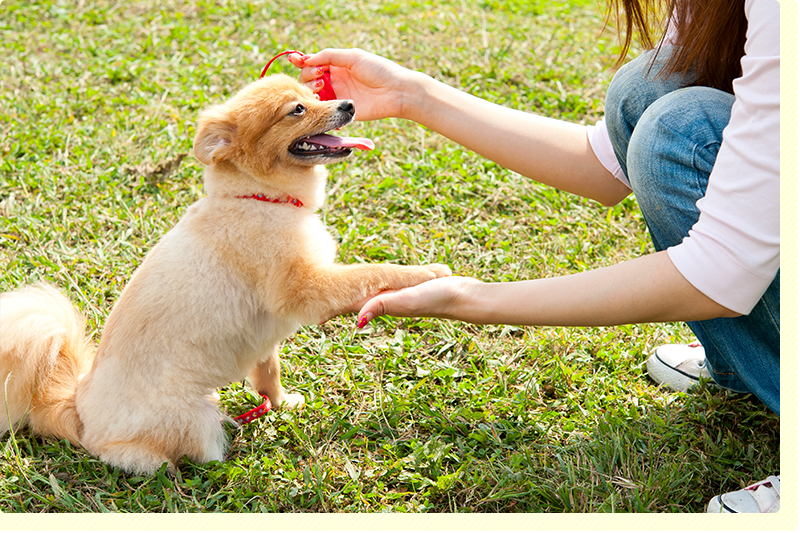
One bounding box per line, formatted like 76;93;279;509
706;495;734;513
646;351;701;392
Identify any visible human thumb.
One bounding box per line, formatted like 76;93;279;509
356;290;397;329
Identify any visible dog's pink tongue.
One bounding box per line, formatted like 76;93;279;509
306;134;374;151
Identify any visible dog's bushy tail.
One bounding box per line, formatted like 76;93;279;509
1;284;94;444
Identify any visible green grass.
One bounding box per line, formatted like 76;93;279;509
0;0;780;514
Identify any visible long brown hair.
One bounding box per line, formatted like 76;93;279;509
606;0;748;94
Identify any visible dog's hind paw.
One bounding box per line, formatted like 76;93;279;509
275;393;305;409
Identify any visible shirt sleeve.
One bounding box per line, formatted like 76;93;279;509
587;121;630;188
667;0;780;314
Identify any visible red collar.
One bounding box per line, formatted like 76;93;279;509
237;193;304;207
234;393;272;424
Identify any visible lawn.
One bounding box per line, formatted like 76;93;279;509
0;0;783;518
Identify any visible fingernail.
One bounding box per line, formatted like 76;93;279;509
314;79;324;89
289;53;306;66
301;54;311;62
314;66;324;76
357;314;371;329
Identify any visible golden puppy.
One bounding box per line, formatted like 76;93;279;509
0;74;450;474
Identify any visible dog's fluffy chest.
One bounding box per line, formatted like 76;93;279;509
187;197;338;270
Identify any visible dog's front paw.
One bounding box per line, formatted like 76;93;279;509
427;264;452;279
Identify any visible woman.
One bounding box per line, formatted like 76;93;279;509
290;0;780;512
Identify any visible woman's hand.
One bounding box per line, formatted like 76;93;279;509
354;252;739;330
288;48;421;121
356;276;483;328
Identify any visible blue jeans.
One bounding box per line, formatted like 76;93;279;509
604;48;780;415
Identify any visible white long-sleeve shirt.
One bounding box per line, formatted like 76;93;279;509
587;0;780;315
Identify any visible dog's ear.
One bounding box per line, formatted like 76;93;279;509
193;105;237;165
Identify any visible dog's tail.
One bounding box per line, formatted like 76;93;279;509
1;284;94;444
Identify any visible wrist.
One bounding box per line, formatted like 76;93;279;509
396;70;436;122
444;276;485;323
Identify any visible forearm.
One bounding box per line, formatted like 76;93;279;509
446;252;739;326
400;72;631;206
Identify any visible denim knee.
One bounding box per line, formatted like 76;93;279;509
626;87;734;251
604;47;692;178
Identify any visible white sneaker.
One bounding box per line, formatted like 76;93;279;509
707;476;781;513
646;342;713;392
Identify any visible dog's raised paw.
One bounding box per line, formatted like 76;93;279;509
428;264;452;278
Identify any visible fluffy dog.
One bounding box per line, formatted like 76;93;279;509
0;74;450;474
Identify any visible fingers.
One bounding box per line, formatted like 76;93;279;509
287;48;353;71
286;52;335;94
356;296;388;329
300;66;328;94
283;53;321;88
355;286;412;328
287;48;366;80
356;287;406;329
297;48;362;68
301;65;326;82
356;311;374;329
355;276;477;329
286;51;309;68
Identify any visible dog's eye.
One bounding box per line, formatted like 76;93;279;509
288;104;305;116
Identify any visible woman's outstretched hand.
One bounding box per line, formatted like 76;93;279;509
356;276;482;329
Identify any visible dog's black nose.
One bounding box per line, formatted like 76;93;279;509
338;100;355;116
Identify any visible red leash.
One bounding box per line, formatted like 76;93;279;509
260;49;337;101
260;49;302;77
234;393;272;424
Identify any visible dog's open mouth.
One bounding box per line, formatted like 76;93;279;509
289;133;374;161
